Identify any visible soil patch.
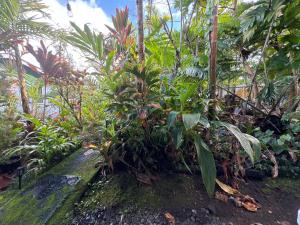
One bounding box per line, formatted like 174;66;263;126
69;173;300;225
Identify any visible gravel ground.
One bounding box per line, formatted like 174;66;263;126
70;207;223;225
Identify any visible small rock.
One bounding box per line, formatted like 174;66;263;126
200;207;209;215
191;216;196;222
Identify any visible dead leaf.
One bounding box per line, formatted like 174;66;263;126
242;201;260;212
242;195;261;207
215;179;261;212
235;151;245;177
147;103;161;108
164;212;176;224
85;143;97;149
266;150;278;178
232;196;243;207
288;149;299;162
215;191;228;203
221;160;229;181
216;179;240;195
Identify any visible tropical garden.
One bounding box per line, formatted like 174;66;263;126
0;0;299;224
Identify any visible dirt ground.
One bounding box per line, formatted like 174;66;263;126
208;178;300;225
70;173;300;225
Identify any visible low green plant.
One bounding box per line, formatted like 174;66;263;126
5;116;78;173
100;60;261;196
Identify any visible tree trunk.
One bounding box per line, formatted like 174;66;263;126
136;0;145;94
136;0;145;63
147;0;153;34
14;45;30;114
208;4;218;120
233;0;238;11
243;61;259;101
288;74;299;110
43;76;47;121
179;0;183;57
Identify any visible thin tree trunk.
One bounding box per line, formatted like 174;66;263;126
147;0;153;34
14;45;30;114
136;0;145;94
288;74;299;110
208;4;218;120
242;60;259;101
233;0;238;11
179;0;183;57
136;0;145;63
43;76;47;121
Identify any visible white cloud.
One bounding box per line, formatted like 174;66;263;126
151;0;176;16
23;0;113;70
43;0;112;34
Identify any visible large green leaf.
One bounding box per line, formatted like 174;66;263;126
167;111;179;129
68;22;104;62
215;121;261;163
182;113;210;130
244;134;261;161
183;113;201;129
171;127;183;149
194;135;216;197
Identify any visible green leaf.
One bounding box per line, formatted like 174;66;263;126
194;135;216;197
167;111;179;129
171;127;183;149
183;113;200;130
244;134;261;161
105;51;115;74
180;154;192;174
215;121;261;163
199;116;210;128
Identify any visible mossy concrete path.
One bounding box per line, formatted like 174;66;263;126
0;148;100;225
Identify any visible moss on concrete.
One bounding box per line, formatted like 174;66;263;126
0;149;101;225
77;173;204;215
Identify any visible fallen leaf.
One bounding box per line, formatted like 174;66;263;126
232;197;243;207
242;195;261;209
215;191;228;203
242;201;259;212
164;212;176;224
216;179;240;195
85;143;97;149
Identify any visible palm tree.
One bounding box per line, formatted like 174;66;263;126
0;0;51;114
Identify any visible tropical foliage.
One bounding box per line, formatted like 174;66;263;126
0;0;300;198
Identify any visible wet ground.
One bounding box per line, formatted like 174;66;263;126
69;174;300;225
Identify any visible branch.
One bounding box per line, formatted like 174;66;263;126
217;85;267;116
